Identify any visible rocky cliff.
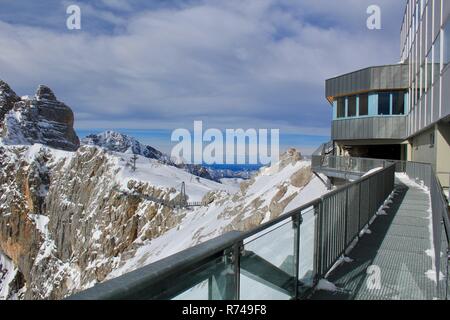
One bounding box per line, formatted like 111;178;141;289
0;83;79;151
0;144;193;299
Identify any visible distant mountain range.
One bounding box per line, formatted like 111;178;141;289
81;131;259;181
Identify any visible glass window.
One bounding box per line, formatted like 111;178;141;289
420;63;425;97
378;92;390;115
444;18;450;68
427;2;433;49
426;51;433;90
337;98;345;118
359;94;368;116
347;96;357;117
392;91;405;115
433;34;441;83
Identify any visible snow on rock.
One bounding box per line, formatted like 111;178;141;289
82;130;217;181
219;178;244;191
110;151;236;203
108;149;329;280
0;142;248;299
0;251;24;300
82;131;167;162
0;83;80;151
0;105;329;300
0;80;20;123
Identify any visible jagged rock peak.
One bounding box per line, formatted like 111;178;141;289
35;85;57;101
277;148;303;171
1;83;80;151
281;148;302;162
0;80;20;122
0;80;16;94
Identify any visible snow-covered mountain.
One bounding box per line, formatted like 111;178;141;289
82;131;168;162
0;80;329;300
207;166;259;180
82;131;217;181
109;149;329;279
0;143;238;299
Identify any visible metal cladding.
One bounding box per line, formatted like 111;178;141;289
325;64;409;103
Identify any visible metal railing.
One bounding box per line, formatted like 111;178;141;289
436;172;450;187
312;155;389;177
312;141;334;156
393;160;450;299
68;158;396;300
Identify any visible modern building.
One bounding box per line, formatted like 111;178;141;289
326;0;450;189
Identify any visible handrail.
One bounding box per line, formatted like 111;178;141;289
68;157;449;300
68;231;244;300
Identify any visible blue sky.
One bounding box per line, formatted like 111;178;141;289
0;0;406;155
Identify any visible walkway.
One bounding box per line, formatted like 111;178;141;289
311;176;446;300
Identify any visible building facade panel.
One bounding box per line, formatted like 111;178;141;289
332;116;407;141
326;65;409;100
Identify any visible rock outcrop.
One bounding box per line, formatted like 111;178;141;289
0;80;20;123
0;82;80;151
219;149;313;231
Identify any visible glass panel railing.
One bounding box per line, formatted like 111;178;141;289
298;207;316;288
312;155;388;175
239;219;297;300
171;255;237;300
172;280;209;300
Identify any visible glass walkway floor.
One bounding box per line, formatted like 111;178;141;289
311;177;448;300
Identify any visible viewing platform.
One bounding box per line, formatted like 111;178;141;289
68;156;449;301
312;177;447;300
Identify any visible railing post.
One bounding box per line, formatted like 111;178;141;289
313;201;323;282
344;188;349;246
210;243;242;300
232;242;242;300
358;181;362;234
292;213;303;299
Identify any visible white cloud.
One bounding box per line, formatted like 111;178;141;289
0;0;404;137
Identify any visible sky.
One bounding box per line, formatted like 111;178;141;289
0;0;406;156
